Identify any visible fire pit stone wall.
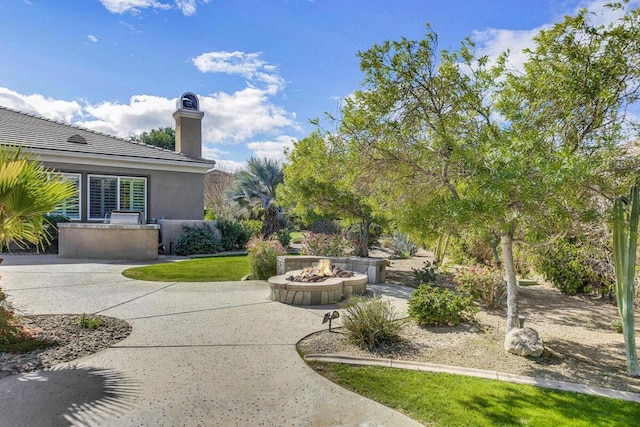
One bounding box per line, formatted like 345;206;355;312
276;256;387;284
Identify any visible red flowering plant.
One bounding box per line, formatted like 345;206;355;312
454;264;506;308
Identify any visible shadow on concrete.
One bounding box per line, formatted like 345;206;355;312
0;365;138;426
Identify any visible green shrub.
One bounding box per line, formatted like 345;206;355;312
301;232;351;256
174;224;222;256
276;228;291;248
532;237;611;295
341;295;403;350
408;284;477;326
241;219;263;237
216;219;252;251
413;261;438;284
246;238;287;279
389;232;417;259
454;265;506;308
78;314;102;329
308;219;342;235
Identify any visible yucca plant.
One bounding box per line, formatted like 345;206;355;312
612;185;640;376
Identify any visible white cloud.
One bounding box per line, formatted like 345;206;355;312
200;87;298;144
0;87;82;123
0;86;300;165
246;135;296;162
99;0;170;14
472;0;640;72
192;51;285;90
78;95;175;137
99;0;209;16
88;34;98;43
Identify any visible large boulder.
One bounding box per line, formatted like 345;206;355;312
504;327;544;357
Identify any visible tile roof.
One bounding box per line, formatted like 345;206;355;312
0;106;214;166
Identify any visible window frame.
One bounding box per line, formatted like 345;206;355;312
87;174;148;221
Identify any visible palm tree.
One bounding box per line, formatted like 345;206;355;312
0;145;76;248
232;157;284;236
0;145;75;344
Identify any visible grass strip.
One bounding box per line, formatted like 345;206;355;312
314;363;639;426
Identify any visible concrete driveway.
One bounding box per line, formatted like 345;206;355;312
0;255;421;427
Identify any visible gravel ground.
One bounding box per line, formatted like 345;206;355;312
1;314;131;379
299;250;640;394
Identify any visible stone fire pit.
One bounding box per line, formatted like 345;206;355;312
268;259;367;305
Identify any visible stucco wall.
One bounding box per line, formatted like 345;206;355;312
44;162;205;221
58;223;160;260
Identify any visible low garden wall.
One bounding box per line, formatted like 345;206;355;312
276;256;388;284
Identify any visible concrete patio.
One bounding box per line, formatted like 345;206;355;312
0;254;419;427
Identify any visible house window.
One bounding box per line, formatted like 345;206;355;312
88;175;147;220
50;173;81;220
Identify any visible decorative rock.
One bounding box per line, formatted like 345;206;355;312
504;327;544;357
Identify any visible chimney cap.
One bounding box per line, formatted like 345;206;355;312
177;92;200;111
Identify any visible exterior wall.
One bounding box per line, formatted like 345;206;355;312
157;219;219;254
58;223;160;260
43;161;205;221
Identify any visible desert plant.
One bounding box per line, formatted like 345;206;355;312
301;232;351;256
612;185;640;376
78;314;102;329
246;238;287;279
412;261;438;284
390;232;418;259
433;234;450;265
341;295;403;350
408;284;477;326
454;265;506;308
174;224;222;256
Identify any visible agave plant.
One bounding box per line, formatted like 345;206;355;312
612;185;640;376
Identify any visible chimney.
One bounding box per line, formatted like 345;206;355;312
173;92;204;158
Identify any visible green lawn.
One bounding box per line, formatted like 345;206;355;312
122;255;251;282
290;230;307;244
314;363;640;426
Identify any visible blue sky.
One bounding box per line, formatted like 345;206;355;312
0;0;634;170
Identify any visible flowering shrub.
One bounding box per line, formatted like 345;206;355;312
408;284;477;326
454;265;506;308
247;238;287;279
301;232;351;257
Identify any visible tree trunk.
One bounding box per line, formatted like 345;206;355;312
359;219;370;257
501;231;520;332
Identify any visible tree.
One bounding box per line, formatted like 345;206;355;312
0;145;76;248
0;145;75;345
339;5;640;345
204;167;238;220
232;157;284;236
134;127;175;150
278;130;378;257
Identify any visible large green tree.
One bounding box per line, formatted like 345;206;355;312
340;5;640;340
134;127;175;150
279;130;378;257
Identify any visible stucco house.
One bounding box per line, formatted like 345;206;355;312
0;93;214;222
0;93;215;259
